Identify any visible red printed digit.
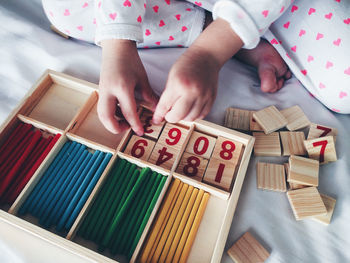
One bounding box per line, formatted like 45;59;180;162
215;163;225;183
156;147;174;166
183;156;200;177
131;139;148;158
219;141;236;160
312;140;328;162
143;116;154;134
165;128;181;145
316;125;332;137
193;136;209;156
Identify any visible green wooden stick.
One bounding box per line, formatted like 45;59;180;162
102;167;150;248
128;175;167;259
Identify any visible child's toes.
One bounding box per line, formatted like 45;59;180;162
258;66;278;93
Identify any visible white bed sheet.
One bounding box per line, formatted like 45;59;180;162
0;1;349;263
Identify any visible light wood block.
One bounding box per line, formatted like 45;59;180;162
307;123;338;141
253;106;288;134
288;155;319;186
211;136;243;165
249;112;264;131
157;123;189;152
312;194;336;225
148;142;178;170
176;152;208;181
253;132;281;156
124;135;155;161
280;131;306;156
185;131;216;159
304;136;337;164
284;163;306;190
203;158;236;191
287;187;327;220
280;105;311;131
140;111;165;139
224;108;250;131
256;162;286;192
227;232;270;263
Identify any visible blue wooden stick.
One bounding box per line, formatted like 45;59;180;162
56;150;102;231
64;152;112;230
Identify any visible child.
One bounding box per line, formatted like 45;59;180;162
42;0;350;136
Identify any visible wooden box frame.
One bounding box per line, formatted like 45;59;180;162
0;70;255;263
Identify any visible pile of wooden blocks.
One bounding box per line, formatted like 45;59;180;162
225;105;337;225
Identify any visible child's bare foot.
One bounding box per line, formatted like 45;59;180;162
235;39;292;93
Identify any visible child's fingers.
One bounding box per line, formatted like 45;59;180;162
97;94;126;134
153;89;179;124
140;81;159;111
198;101;213;120
183;99;207;122
118;92;144;136
165;97;194;123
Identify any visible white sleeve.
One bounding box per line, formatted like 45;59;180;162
212;0;291;49
94;0;146;46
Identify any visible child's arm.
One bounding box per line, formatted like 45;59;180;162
153;18;243;124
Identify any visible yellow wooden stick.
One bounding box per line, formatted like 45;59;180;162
151;183;189;263
139;179;181;263
179;192;210;263
159;186;194;262
165;188;199;263
172;189;204;263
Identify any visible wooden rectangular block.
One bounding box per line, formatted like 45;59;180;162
157;123;189;152
227;232;270;263
256;162;286;192
140;110;165;139
304;136;337;164
280;131;306;156
287;187;327;220
280;105;311;131
224;108;250;131
249;111;264;131
288;155;319;186
211;136;243;166
124;135;155;161
284;163;306;190
148;142;178;170
307;123;338;140
253;132;281;156
203;158;237;191
185;131;216;159
312;194;336;225
253;106;288;134
176;152;208;181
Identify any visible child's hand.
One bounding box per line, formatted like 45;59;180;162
153;47;220;124
98;39;158;135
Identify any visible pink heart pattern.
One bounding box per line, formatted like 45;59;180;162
145;29;151;36
333;38;341;46
169;36;174;41
291;45;297;52
175;14;181;20
137;16;142;23
270;38;278;45
307;55;314;62
262;10;269;18
299;29;306;36
339;91;347;98
283;21;290;29
326;61;333;69
63;9;70;16
319;83;326;89
159;20;165;27
291;5;298;13
123;0;131;7
316;33;323;40
308;8;316;15
325;13;333;19
344;67;350;75
153;6;159;13
109;13;117;20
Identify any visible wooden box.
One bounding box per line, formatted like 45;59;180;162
0;70;254;263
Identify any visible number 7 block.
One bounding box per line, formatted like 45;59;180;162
304;136;337;164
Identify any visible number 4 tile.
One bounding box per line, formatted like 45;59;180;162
124;135;155;161
148;143;178;170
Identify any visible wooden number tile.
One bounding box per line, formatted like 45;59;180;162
176;152;208;181
280;105;311;131
287;187;327;220
253;132;281;156
304;136;337;164
256;162;286;192
280;131;306;156
124;135;156;161
224;107;250;131
227;232;270;263
157;123;189;152
249;111;264;131
211;136;243;166
288;155;319;186
203;158;237;191
307;123;338;141
148;143;178;170
185;131;216;159
140;111;165;139
252;106;288;134
285;163;306;190
312;194;336;225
